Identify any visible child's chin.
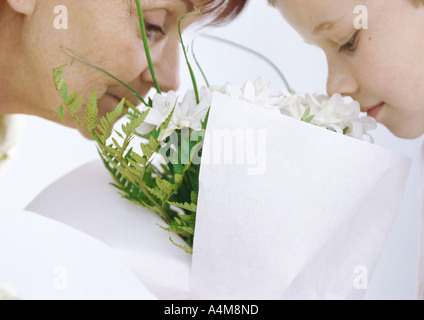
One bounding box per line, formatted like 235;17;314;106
388;124;424;140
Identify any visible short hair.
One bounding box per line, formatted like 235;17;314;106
410;0;424;6
194;0;249;25
267;0;424;8
126;0;248;26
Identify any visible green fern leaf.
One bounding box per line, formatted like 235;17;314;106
58;105;64;122
159;224;192;239
69;97;83;116
155;105;176;141
165;217;194;237
180;213;196;223
74;116;81;127
114;130;124;140
84;91;99;131
168;237;192;254
156;178;174;195
108;99;125;123
111;137;121;150
53;65;66;92
64;91;78;106
148;135;159;150
140;143;153;158
134;152;148;167
191;191;198;204
145;185;167;202
97;98;125;143
174;173;184;185
131;151;144;164
168;201;197;212
201;107;211;130
104;146;120;158
61;84;69;100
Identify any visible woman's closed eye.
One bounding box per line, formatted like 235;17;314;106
338;30;360;54
143;22;165;42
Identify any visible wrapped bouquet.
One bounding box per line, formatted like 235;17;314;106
52;61;377;254
30;1;411;299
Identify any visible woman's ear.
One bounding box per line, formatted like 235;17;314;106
6;0;36;15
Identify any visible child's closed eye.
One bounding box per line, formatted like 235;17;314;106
339;30;360;54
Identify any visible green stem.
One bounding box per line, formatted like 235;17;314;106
191;37;210;88
179;12;200;104
62;49;148;106
135;0;161;94
139;184;172;223
200;34;291;91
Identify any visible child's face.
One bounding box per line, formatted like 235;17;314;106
274;0;424;139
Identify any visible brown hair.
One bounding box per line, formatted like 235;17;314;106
127;0;248;25
195;0;249;25
410;0;424;6
268;0;424;8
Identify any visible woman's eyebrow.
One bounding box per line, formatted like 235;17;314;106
182;0;196;11
132;0;194;12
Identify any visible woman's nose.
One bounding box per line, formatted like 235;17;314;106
153;39;181;92
326;58;359;97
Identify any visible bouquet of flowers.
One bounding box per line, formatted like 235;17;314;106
35;18;411;302
34;0;414;300
52;2;378;255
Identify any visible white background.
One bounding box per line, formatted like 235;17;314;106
0;1;422;299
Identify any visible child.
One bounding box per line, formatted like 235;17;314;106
270;0;424;299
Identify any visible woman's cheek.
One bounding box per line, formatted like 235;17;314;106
108;38;147;82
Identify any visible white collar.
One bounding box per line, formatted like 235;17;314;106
0;115;24;174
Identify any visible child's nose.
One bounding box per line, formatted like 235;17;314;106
326;59;359;97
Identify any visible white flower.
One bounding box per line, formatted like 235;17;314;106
279;91;376;140
212;78;284;110
172;87;212;131
346;116;378;142
136;91;178;136
136;78;376;142
279;92;308;119
137;87;212;140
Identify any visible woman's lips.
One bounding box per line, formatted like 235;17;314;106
362;102;385;119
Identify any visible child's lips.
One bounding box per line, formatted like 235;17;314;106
361;102;385;119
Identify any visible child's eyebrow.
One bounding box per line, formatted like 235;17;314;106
313;21;335;35
313;16;345;35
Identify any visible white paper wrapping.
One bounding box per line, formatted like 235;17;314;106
27;92;412;300
189;93;412;300
0;209;156;300
26;161;192;300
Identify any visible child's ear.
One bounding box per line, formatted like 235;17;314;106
6;0;36;15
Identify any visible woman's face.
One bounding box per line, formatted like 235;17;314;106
18;0;197;129
274;0;424;139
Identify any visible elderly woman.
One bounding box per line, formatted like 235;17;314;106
0;0;247;167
